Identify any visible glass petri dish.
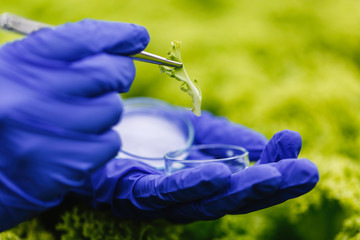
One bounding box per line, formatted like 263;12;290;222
113;97;194;170
164;144;249;174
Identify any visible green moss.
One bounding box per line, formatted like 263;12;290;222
56;207;182;240
0;219;54;240
335;216;360;240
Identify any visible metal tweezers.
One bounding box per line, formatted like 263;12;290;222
0;13;183;68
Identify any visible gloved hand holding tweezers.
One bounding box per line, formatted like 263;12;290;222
0;18;150;231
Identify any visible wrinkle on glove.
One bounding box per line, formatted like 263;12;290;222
0;19;149;231
72;159;232;220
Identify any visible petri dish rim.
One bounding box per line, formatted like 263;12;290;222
164;144;249;163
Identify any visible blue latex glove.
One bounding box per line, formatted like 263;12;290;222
0;20;149;231
75;111;319;222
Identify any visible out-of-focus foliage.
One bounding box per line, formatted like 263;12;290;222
1;0;360;239
0;219;53;240
54;207;182;240
0;205;182;240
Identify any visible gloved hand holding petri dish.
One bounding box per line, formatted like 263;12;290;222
78;97;319;223
114;97;249;173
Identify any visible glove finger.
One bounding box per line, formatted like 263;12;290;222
8;92;123;134
186;111;268;161
67;53;135;96
132;163;232;210
165;164;282;223
232;158;319;214
258;130;302;164
13;19;149;61
3;51;136;97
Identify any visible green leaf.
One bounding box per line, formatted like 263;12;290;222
160;41;202;116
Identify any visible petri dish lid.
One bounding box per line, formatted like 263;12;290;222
113;97;194;169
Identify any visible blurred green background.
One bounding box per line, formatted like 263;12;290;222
1;0;360;239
